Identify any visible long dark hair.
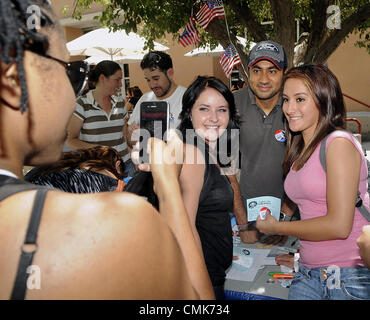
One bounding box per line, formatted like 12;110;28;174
178;76;240;167
282;63;346;176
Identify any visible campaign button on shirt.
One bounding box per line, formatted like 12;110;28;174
169;112;174;122
275;129;286;142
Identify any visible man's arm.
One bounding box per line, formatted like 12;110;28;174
126;100;141;148
227;174;258;243
126;122;139;149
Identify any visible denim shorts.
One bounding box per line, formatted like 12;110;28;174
288;264;370;300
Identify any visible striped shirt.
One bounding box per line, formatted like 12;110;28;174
74;91;130;162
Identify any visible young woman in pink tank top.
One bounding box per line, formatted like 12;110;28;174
256;64;370;300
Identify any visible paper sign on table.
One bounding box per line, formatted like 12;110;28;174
226;248;271;282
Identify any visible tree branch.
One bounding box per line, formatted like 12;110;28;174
206;19;249;80
225;0;268;42
307;3;370;63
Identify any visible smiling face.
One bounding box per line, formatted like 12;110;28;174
190;87;230;144
282;78;320;143
248;60;284;102
143;68;173;99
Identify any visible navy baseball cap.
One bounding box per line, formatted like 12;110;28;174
248;40;287;70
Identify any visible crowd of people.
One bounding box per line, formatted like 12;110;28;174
0;0;369;301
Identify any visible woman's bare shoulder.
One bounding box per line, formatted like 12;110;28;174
0;190;197;299
183;143;206;166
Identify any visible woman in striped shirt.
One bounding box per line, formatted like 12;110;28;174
66;61;134;176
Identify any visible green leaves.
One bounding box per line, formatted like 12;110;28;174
69;0;370;62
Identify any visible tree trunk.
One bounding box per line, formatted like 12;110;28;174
303;0;331;63
269;0;296;68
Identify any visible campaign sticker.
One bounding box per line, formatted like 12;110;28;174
260;207;271;214
275;129;286;142
169;112;174;122
259;207;271;220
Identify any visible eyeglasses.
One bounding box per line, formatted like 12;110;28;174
40;54;89;97
21;35;89;97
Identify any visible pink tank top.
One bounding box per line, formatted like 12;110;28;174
284;130;369;268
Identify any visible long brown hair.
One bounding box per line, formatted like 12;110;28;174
35;146;125;179
282;64;346;176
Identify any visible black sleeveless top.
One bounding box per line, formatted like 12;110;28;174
195;150;234;287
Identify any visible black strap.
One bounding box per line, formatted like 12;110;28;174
10;188;48;300
0;175;48;201
319;134;370;221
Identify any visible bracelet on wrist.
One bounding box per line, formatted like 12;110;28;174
237;224;248;232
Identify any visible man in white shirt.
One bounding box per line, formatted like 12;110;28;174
126;51;186;147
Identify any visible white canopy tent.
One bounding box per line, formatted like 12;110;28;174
84;54;145;65
67;28;169;58
184;37;255;57
67;28;169;96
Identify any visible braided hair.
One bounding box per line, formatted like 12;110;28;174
0;0;54;112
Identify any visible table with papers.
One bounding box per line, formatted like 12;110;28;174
224;236;300;300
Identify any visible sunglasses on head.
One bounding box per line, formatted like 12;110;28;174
145;52;162;65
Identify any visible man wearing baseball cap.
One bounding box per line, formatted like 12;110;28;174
230;40;296;244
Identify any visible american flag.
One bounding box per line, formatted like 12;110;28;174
196;0;225;30
219;43;241;78
179;17;200;47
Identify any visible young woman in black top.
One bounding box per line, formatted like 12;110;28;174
178;76;240;299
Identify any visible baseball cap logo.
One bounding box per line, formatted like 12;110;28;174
256;43;279;52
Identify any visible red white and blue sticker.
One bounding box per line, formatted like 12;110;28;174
169;112;175;122
259;207;271;219
275;129;286;142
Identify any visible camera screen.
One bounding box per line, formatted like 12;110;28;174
140;112;168;138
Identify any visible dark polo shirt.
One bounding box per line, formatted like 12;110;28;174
234;86;286;202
